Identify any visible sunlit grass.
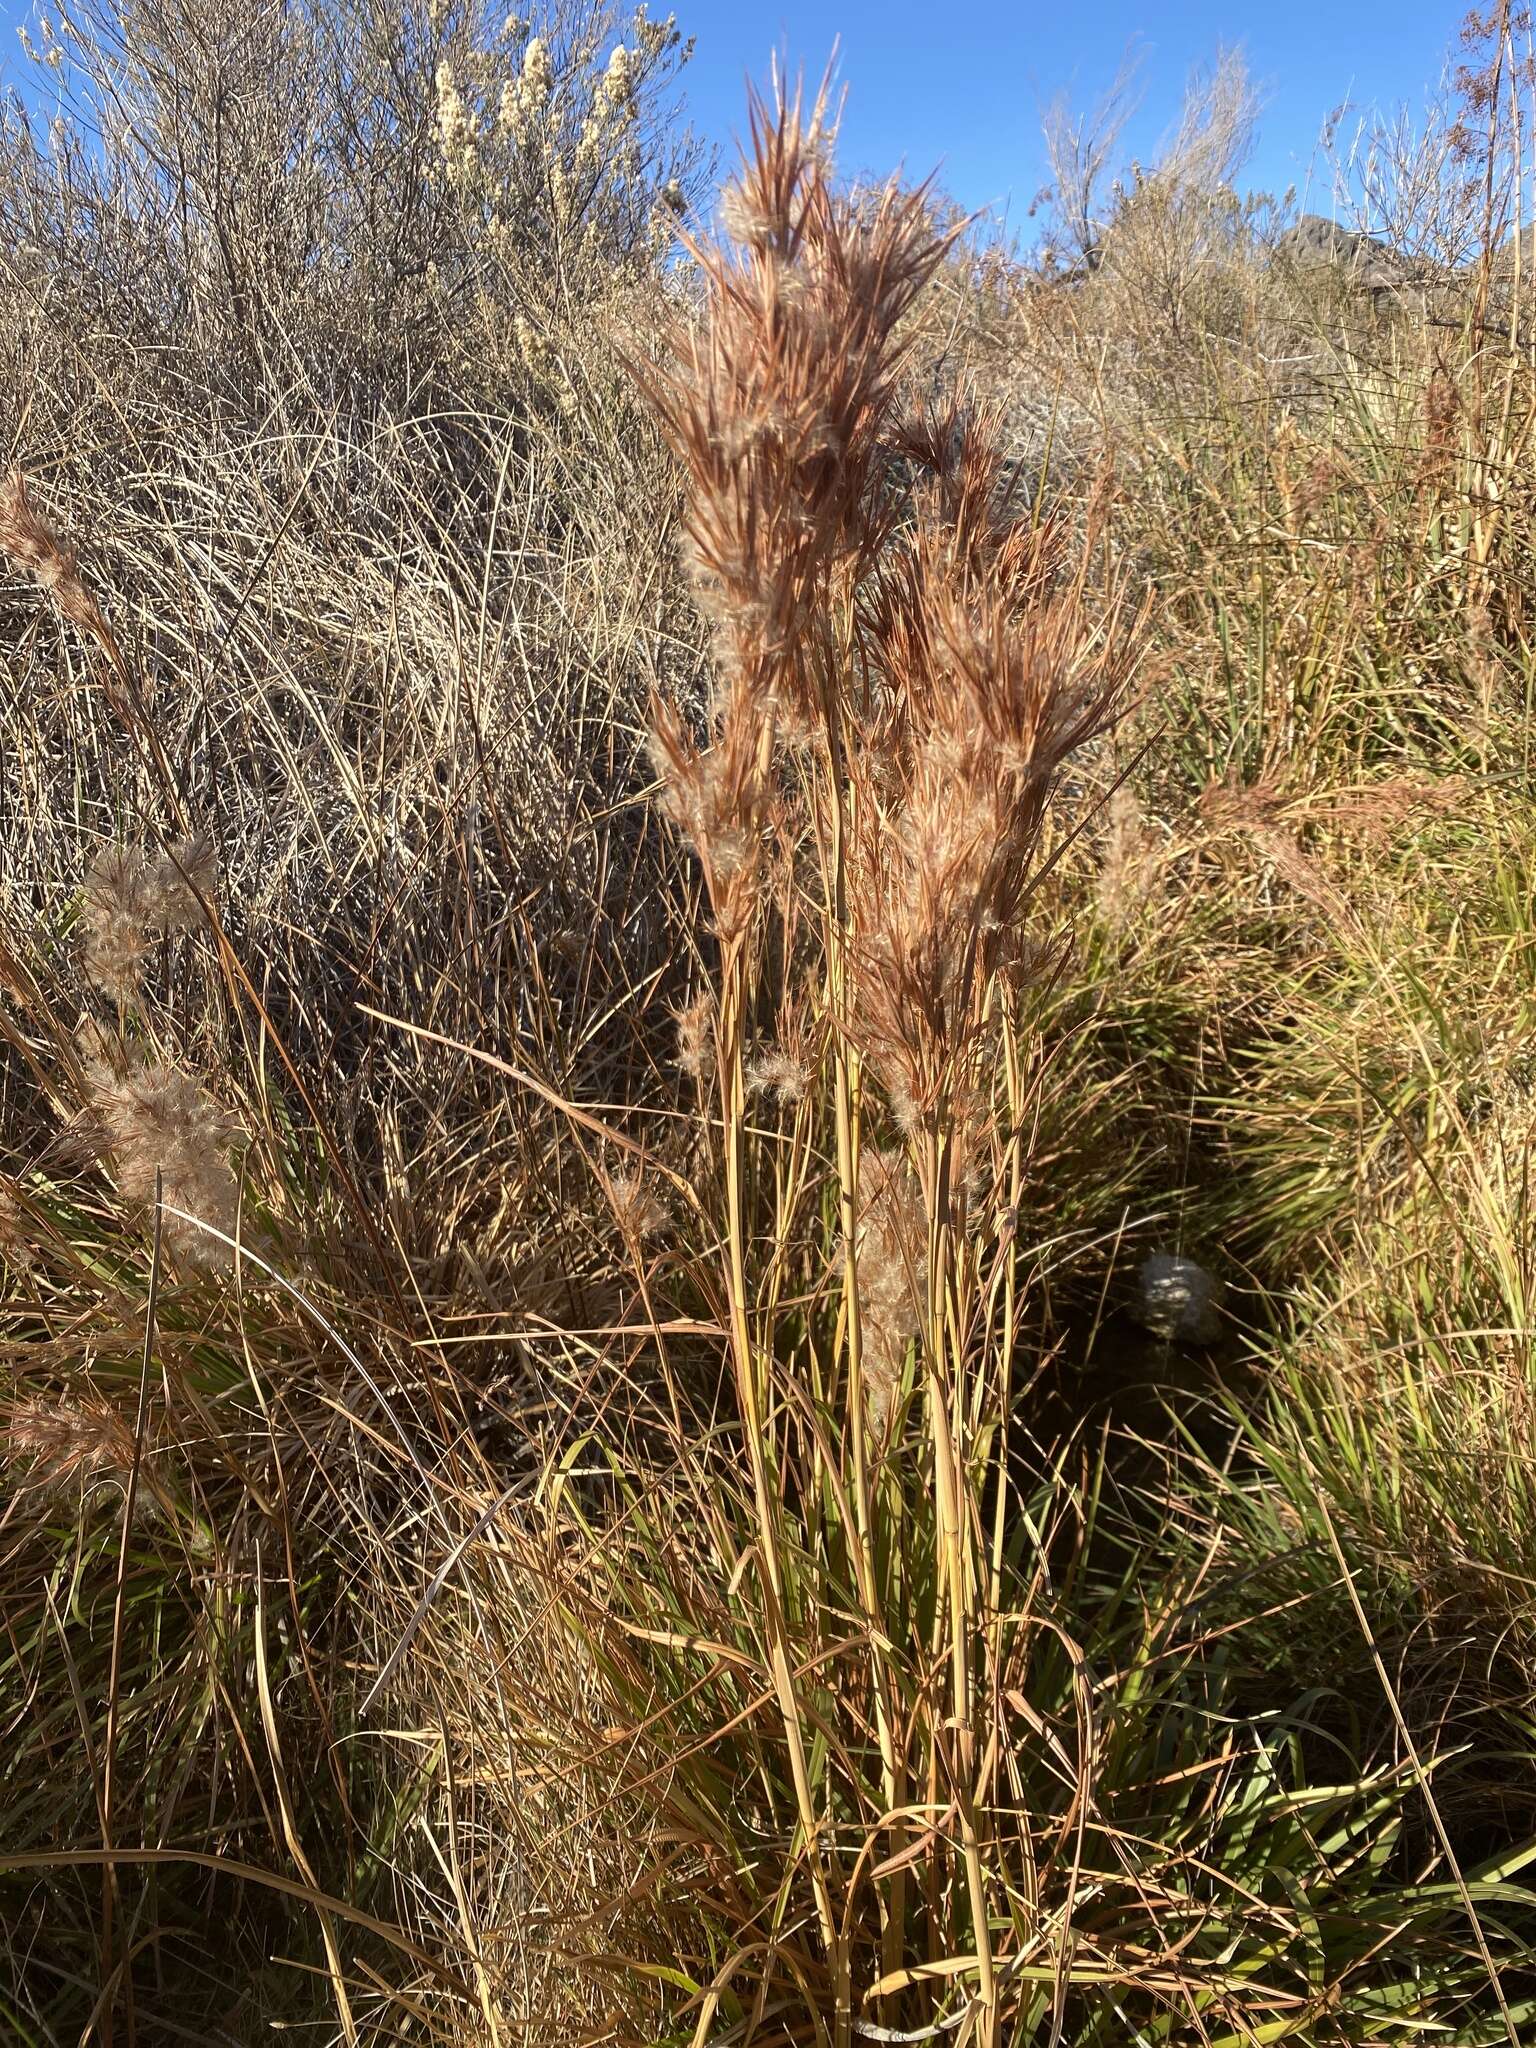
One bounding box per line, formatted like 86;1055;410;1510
3;5;1536;2041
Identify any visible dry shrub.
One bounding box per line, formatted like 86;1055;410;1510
0;0;707;1223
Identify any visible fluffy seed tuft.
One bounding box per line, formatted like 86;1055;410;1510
853;1151;925;1430
8;1392;139;1493
80;846;154;1005
84;1060;243;1270
747;1046;810;1105
79;834;218;1004
673;991;715;1083
608;1168;669;1242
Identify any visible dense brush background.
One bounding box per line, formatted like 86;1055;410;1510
4;1;1536;2042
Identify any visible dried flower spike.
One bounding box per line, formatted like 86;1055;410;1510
86;1059;243;1271
0;468;109;637
80;846;154;1005
8;1392;139;1493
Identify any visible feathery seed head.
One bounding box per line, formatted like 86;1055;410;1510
673;991;715;1082
1096;785;1167;929
80;846;153;1005
854;1150;925;1430
144;832;217;931
8;1392;139;1494
0;466;75;592
79;834;216;1002
86;1059;243;1271
640;79;953;740
845;434;1134;1103
746;1045;810;1105
72;1013;123;1096
718;178;781;253
0;468;108;635
609;1167;669;1242
647;698;769;940
0;1177;37;1276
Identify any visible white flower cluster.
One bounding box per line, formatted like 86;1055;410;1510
498;35;553;146
573;42;638;180
633;9;682;59
434;60;481;189
18;15;66;68
426;4;690;295
600;44;634;110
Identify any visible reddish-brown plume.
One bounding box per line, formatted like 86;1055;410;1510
644;78;952;723
853;1149;925;1428
8;1392;140;1494
0;468;112;639
847;417;1134;1121
642;78;957;943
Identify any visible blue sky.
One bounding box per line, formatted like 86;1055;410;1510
675;1;1468;227
0;0;1472;228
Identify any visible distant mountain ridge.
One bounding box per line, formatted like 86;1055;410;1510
1277;210;1536;285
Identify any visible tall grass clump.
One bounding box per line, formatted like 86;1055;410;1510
0;0;705;1198
636;82;1131;2039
